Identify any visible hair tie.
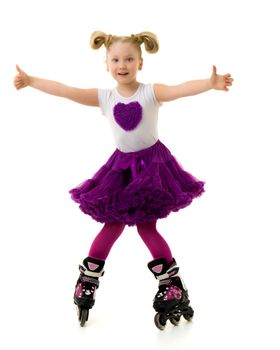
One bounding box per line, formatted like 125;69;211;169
105;34;112;47
131;34;141;44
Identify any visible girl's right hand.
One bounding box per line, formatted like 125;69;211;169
14;65;30;90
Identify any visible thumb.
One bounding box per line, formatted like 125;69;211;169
16;64;24;74
212;65;217;75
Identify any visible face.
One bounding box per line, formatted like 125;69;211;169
106;41;143;85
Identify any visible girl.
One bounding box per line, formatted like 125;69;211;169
14;31;233;329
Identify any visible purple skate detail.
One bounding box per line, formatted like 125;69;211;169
152;265;163;274
88;262;99;271
163;285;182;301
113;101;142;131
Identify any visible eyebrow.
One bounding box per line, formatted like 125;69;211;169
111;54;135;58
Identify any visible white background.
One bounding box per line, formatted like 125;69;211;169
0;0;279;349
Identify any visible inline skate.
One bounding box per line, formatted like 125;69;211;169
148;258;194;330
74;257;105;326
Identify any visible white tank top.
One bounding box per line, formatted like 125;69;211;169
98;83;161;153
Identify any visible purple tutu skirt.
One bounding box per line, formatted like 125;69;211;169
69;140;205;226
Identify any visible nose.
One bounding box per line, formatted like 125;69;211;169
119;60;127;69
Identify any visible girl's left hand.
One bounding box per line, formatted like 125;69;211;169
210;65;233;91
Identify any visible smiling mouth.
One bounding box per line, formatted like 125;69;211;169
118;72;129;76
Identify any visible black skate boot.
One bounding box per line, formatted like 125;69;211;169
148;258;194;330
74;257;105;326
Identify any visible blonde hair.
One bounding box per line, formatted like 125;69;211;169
90;31;159;56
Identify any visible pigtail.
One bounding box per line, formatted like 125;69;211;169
132;32;159;54
90;30;159;54
90;31;113;49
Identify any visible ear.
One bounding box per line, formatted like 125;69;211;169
138;58;143;71
105;59;109;72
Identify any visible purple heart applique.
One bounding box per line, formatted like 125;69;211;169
113;101;143;131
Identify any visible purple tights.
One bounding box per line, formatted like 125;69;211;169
88;220;173;262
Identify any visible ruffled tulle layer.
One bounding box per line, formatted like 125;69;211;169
69;140;205;226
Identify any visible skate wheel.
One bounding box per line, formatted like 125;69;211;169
183;306;194;321
170;316;180;326
154;313;166;331
79;308;89;327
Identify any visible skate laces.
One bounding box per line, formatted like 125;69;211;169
80;274;100;287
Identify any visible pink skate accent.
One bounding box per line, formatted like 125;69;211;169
163;286;182;301
75;283;83;298
88;262;99;271
152;265;163;274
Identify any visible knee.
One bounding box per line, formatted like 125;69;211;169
136;221;157;236
104;222;126;234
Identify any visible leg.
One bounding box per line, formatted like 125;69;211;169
74;222;125;326
88;222;126;260
137;221;193;329
136;220;173;262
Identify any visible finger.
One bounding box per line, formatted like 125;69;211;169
14;81;23;88
225;76;233;81
14;79;23;85
226;78;234;84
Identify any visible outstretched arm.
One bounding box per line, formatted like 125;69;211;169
154;66;233;102
14;65;99;107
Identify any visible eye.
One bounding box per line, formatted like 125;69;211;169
112;58;118;63
127;57;134;62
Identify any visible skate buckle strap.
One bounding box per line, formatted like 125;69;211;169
79;265;105;278
156;266;179;281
